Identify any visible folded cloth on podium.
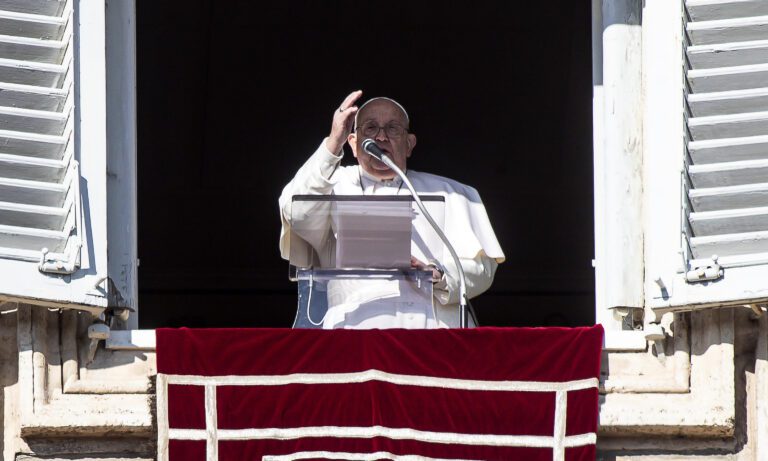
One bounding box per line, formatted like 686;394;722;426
156;326;603;461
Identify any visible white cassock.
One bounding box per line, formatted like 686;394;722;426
279;139;506;329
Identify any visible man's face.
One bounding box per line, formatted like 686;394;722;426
348;99;417;180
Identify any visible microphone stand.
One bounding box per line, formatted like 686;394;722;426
371;152;470;328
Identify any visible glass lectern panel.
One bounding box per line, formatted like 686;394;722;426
288;195;445;329
288;195;446;270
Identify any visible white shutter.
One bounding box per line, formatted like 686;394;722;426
0;1;76;269
0;0;135;311
685;0;768;268
633;0;768;312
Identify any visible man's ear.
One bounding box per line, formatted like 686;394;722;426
406;133;417;158
348;132;359;158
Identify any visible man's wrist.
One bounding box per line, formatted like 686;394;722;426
324;137;345;157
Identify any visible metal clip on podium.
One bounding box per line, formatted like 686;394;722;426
288;195;445;329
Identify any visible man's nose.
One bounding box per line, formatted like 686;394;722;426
374;127;389;141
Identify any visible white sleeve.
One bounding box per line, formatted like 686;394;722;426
278;138;343;260
432;252;498;305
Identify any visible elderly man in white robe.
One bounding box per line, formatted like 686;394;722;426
279;90;505;329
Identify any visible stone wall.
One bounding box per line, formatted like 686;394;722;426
0;304;155;460
1;303;766;460
598;307;768;460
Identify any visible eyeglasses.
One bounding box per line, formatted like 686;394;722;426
357;121;408;139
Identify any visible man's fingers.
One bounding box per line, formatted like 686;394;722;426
340;106;358;120
336;90;362;131
327;91;363;154
340;90;363;111
410;256;426;269
335;106;358;134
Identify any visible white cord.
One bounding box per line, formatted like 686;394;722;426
305;271;327;327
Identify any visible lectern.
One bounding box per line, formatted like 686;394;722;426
287;195;445;329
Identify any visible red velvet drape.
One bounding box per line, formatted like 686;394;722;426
157;326;603;461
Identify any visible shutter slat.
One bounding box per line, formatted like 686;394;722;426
691;232;768;259
0;2;66;18
0;152;66;182
0;35;66;64
0;200;66;230
689;135;768;163
0;223;67;252
689;158;768;187
688;87;768;116
688;40;768;69
690;231;768;258
690;182;768;211
0;11;66;41
689;63;768;92
0;105;67;135
687;0;768;22
0;82;67;111
0;128;68;158
0;176;65;207
689;110;768;139
690;206;768;235
0;57;66;87
688;16;768;45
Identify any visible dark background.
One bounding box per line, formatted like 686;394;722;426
136;1;595;328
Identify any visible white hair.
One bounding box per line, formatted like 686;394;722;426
354;97;410;129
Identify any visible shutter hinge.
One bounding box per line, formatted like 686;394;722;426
38;245;81;275
685;255;723;283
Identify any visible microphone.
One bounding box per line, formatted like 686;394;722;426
359;137;470;327
362;138;386;160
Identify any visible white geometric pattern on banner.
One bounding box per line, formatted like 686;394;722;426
156;370;599;461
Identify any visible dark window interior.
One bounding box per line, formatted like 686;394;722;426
136;1;595;328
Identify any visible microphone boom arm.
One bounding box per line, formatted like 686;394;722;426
375;152;470;328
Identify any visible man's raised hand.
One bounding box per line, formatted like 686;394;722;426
326;90;363;155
